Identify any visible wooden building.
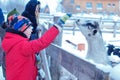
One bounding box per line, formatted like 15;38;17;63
62;0;120;15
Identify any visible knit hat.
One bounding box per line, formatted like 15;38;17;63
8;15;32;32
7;8;20;20
25;0;41;16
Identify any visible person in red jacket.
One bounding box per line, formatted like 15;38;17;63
2;14;72;80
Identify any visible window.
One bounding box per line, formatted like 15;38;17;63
107;3;111;7
86;2;92;9
112;4;115;7
96;3;102;10
70;0;74;4
76;5;80;10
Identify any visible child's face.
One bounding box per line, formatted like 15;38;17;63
35;4;41;17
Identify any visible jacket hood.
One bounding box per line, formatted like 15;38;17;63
23;0;40;17
2;28;28;53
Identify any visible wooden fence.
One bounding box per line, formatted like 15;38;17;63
45;44;109;80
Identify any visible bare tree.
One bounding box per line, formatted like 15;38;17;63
0;1;6;11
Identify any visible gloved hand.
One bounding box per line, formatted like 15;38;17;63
57;13;72;27
54;13;72;31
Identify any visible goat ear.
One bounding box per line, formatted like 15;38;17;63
93;29;97;35
94;21;99;28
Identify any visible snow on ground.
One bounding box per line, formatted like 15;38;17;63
0;66;5;80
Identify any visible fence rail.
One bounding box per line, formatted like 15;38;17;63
40;14;120;37
40;14;120;23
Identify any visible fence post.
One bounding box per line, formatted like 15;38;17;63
40;19;63;80
41;49;52;80
113;21;117;37
47;16;63;80
53;16;63;46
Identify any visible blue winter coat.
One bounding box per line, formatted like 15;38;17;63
0;8;4;25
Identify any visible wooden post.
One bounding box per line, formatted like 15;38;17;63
53;16;63;46
113;21;117;38
46;16;63;80
41;49;52;80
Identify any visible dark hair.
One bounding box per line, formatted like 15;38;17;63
25;1;40;16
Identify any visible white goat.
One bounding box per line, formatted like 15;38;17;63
74;19;109;65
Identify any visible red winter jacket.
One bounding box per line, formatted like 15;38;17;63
2;26;59;80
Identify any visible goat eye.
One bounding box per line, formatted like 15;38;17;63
78;19;80;22
88;26;91;29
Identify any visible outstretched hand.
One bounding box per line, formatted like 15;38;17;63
57;13;72;27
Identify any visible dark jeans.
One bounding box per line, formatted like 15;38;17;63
30;32;39;40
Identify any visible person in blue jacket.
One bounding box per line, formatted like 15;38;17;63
0;8;4;27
